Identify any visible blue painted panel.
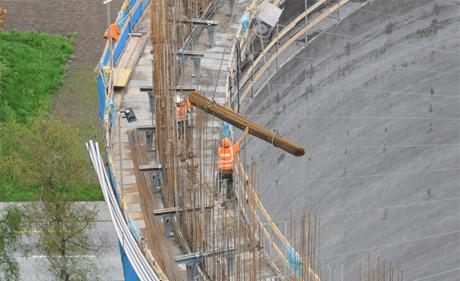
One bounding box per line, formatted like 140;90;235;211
114;28;130;64
129;0;137;11
142;0;151;11
131;3;143;27
103;49;110;66
119;240;141;281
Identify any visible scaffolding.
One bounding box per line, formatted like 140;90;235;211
104;0;408;280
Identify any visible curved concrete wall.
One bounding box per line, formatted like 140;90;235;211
241;0;459;279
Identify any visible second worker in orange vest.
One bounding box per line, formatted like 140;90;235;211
175;95;192;138
216;127;249;199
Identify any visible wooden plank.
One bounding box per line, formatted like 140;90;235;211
113;68;132;87
189;91;305;157
236;0;350;111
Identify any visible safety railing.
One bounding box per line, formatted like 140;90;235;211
227;0;373;112
225;0;282;108
97;0;151;121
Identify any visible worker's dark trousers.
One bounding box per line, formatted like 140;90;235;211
215;169;233;199
177;120;188;137
178;120;191;150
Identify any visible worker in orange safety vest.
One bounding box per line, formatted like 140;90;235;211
215;127;249;199
175;95;192;139
103;24;121;42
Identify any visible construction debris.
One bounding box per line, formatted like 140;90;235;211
188;91;305;157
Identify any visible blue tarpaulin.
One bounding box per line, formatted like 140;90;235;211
107;99;115;125
238;12;250;32
222;122;234;139
287;245;303;278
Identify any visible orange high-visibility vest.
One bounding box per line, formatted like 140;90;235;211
176;101;192;121
218;143;239;170
104;24;121;42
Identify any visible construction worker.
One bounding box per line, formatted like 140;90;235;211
175;95;192;137
216;127;249;199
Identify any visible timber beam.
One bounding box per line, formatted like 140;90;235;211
188;91;305;157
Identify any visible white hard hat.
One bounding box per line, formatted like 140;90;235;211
174;95;182;103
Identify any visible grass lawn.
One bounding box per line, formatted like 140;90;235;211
0;30;103;201
0;30;74;123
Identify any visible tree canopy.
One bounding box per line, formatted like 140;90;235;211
0;206;23;281
0;116;106;280
0;116;102;201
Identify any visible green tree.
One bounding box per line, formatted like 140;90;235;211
0;206;23;281
0;116;106;281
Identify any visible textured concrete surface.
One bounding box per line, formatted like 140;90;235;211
239;0;460;280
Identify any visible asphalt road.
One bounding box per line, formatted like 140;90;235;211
239;0;460;280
